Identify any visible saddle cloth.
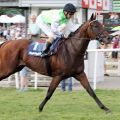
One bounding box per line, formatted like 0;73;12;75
28;37;62;57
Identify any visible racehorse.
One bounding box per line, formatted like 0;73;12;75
0;14;111;112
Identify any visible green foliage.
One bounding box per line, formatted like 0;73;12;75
0;88;120;120
0;8;24;15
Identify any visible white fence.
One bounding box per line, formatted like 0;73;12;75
6;48;120;90
87;48;120;90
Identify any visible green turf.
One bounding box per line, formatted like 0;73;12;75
0;87;120;120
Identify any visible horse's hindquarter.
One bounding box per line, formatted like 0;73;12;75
0;40;29;78
0;40;29;65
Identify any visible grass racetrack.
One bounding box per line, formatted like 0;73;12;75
0;88;120;120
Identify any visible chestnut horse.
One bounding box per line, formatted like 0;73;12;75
0;14;111;112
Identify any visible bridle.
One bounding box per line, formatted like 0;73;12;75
89;20;107;42
95;31;105;43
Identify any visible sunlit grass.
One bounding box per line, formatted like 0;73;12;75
0;87;120;120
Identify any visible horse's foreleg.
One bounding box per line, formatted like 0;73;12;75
74;72;110;113
39;76;61;112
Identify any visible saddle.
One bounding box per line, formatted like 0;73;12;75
28;37;63;57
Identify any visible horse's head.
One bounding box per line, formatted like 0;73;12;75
85;13;112;44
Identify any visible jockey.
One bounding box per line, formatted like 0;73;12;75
36;3;77;57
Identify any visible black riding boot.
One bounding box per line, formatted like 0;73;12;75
41;42;52;57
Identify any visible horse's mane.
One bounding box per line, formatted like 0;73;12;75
56;23;84;52
68;23;84;38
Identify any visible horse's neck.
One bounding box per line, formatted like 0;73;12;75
77;34;90;55
67;29;90;57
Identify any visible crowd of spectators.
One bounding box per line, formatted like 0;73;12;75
0;23;26;41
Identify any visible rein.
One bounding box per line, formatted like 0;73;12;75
69;37;90;57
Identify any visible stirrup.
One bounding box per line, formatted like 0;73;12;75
41;52;49;57
41;51;52;57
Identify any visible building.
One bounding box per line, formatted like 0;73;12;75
0;0;112;25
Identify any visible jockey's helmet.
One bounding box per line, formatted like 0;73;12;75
63;3;76;13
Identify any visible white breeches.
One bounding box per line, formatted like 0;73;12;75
36;16;80;39
36;16;54;38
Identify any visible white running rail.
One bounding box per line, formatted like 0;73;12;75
10;48;120;90
87;48;120;90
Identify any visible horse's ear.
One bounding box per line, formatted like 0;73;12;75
90;13;96;21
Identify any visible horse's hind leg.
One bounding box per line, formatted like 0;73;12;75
0;65;24;81
74;72;110;113
39;76;61;112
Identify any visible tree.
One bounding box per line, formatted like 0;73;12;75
0;8;24;16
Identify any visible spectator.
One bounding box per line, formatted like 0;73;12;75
99;43;110;76
0;26;3;35
19;67;29;91
28;15;40;41
61;77;72;91
110;13;119;20
3;28;8;40
6;30;11;40
0;32;5;42
9;25;16;40
111;35;119;63
15;27;21;39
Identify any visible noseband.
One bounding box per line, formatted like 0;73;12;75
96;31;104;42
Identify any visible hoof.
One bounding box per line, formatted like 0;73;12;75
105;109;111;114
39;106;43;112
39;108;43;112
101;106;111;113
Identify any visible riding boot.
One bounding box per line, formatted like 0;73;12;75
41;42;52;57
